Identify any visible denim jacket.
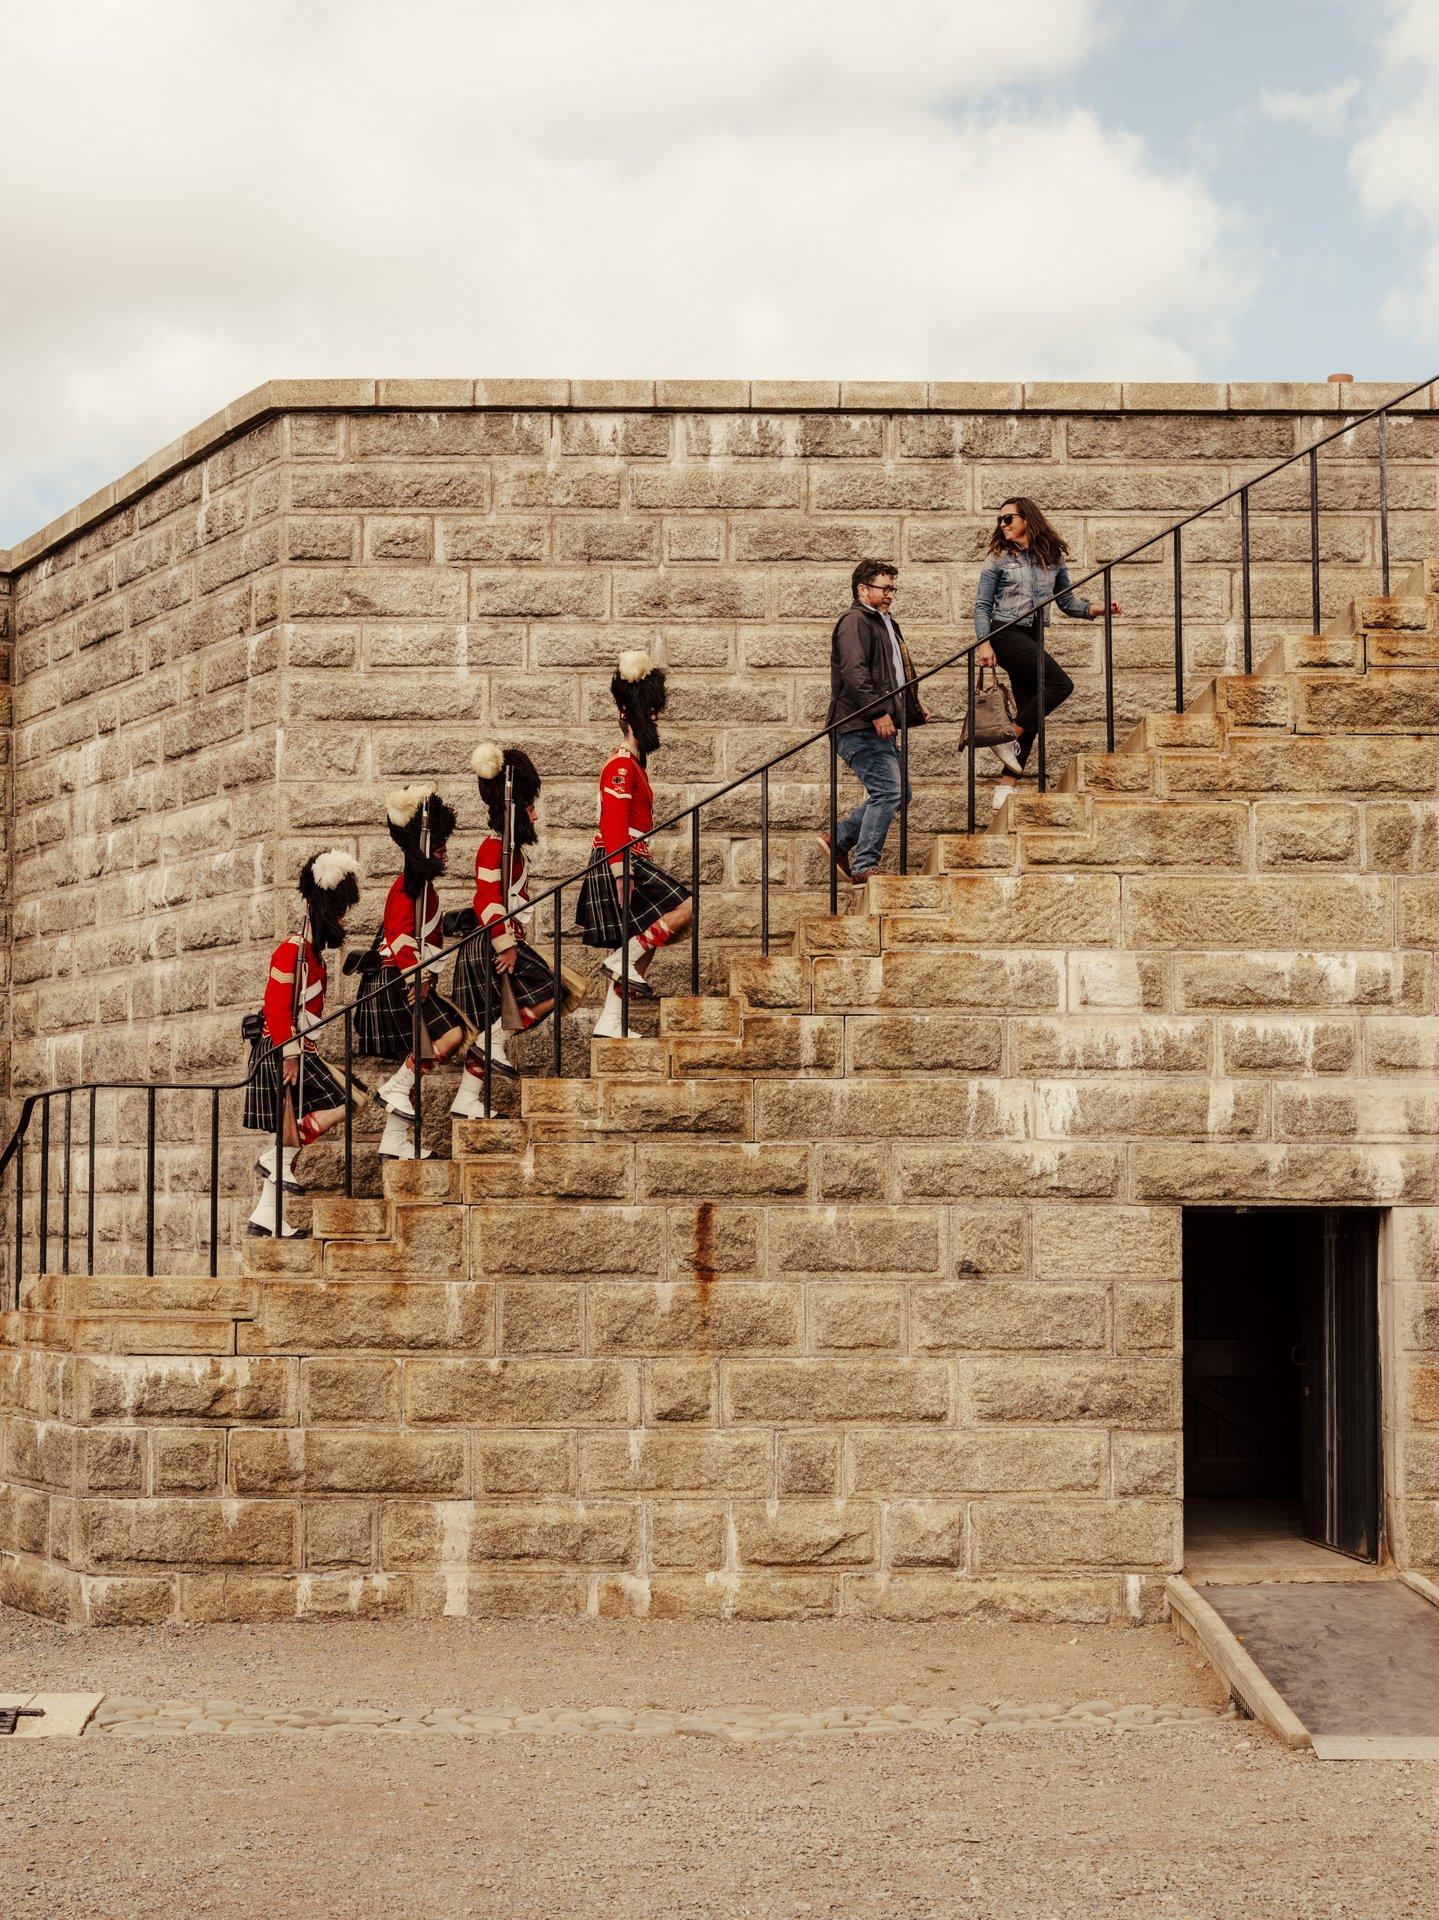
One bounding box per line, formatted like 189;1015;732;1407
973;549;1091;641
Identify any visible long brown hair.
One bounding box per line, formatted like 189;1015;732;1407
989;496;1069;569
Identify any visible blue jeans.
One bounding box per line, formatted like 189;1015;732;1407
835;730;910;876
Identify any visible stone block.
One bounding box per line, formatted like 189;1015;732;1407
649;1360;717;1424
637;1143;810;1201
768;1207;941;1274
1130;1143;1436;1205
77;1499;297;1570
463;1144;631;1202
1125;876;1391;950
1177;952;1423;1012
232;1431;467;1496
897;1145;1124;1201
1274;1081;1439;1141
1010;1017;1211;1075
816;1143;892;1202
598;1082;750;1137
381;1499;637;1566
630;468;803;511
77;1430;143;1495
1033;1206;1181;1279
1365;1018;1439;1073
887;1501;967;1567
723;1360;950;1425
287;568;465;621
151;1429;223;1494
79;1356;292;1423
475;1436;574;1494
756;1080;1026;1147
735;1500;874;1567
250;1283;491;1352
842;1572;1117;1624
949;1207;1030;1278
778;1434;839;1494
1113;1434;1181;1496
577;1432;770;1494
1219;1017;1357;1075
848;1430;1103;1495
499;1282;584;1355
913;1282;1106;1352
886;874;1121;949
970;1500;1177;1570
305;1503;374;1571
1255;802;1361;868
1034;1078;1267;1141
589;1281;799;1353
648;1503;726;1569
968;1358;1178;1428
405;1359;639;1426
845;1014;1002;1073
471;1205;659;1277
809;1284;905;1351
1114;1283;1180;1353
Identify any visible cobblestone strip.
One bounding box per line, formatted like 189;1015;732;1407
91;1699;1226;1740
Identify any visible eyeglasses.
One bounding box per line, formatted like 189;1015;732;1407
997;512;1021;527
868;582;897;594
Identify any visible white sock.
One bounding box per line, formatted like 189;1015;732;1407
281;1145;300;1173
592;983;625;1040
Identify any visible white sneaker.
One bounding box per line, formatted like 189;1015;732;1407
450;1072;493;1121
376;1065;416;1117
378;1110;432;1160
992;739;1023;776
254;1145;306;1193
246;1178;307;1238
591;985;627;1040
602;937;652;992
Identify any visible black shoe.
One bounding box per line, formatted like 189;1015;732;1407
245;1222;311;1240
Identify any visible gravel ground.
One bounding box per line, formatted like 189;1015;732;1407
3;1607;1436;1920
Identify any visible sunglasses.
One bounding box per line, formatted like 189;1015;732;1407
997;511;1021;526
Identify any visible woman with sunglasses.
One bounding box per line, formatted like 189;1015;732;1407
974;497;1120;809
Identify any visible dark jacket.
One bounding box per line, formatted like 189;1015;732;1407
826;600;926;736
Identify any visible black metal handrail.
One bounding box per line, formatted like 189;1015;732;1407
3;371;1433;1297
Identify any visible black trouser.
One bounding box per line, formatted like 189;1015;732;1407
989;616;1074;771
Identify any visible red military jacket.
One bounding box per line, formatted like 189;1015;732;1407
263;937;325;1056
381;875;441;972
473;834;529;957
592;750;653;869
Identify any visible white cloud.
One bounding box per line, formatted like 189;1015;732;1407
1258;78;1360;133
0;0;1242;545
1350;1;1439;340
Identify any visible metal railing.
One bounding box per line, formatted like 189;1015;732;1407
2;372;1433;1299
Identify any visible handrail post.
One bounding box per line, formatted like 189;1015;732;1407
208;1089;220;1280
342;1009;353;1197
690;810;700;995
828;735;838;914
61;1091;72;1277
13;1136;23;1309
1173;526;1185;713
1240;487;1253;674
146;1085;158;1277
1309;446;1322;634
552;890;564;1078
86;1086;96;1277
965;650;976;835
1102;567;1115;754
1378;410;1391;597
620;844;632;1039
760;768;770;957
898;716;909;875
1036;627;1047;793
38;1095;50;1278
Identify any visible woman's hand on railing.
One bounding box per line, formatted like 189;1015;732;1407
1089;600;1122;619
976;643;997;670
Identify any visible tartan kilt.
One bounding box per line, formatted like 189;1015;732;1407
575;853;690;951
452;934;557;1029
353;970;469;1062
243;1042;352;1134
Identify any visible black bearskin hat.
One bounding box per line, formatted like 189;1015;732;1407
298;849;361;950
610;649;668;764
385;786;458;898
471;742;541;846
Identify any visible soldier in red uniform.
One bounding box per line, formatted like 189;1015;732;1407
243;849;362;1237
576;652;692;1039
353;786;468;1159
450;742;577;1118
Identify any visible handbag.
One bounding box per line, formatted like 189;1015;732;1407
241;1010;264;1044
959;664;1018;749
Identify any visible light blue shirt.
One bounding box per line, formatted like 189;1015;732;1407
878;609;904;689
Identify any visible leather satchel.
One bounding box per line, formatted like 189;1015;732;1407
959;665;1019;749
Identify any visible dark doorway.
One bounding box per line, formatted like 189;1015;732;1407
1183;1209;1383;1572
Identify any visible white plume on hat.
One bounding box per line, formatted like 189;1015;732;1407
471;741;504;781
386;783;429;827
618;649;653;682
312;849;360;890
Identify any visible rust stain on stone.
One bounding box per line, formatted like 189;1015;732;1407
693;1202;715;1332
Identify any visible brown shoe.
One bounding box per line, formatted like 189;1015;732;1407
818;832;852;882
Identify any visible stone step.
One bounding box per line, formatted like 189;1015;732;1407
728;954;810;1010
883;873;1122;951
1213;676;1295;729
60;1275;256;1318
660;995;744;1036
242;1237;324;1277
590;1036;671;1078
309;1197;391;1240
1070;752;1156;795
452;1117;529;1159
1134;710;1227;754
794;915;880;957
669;1015;844;1078
1367;631;1439;669
381;1161;463;1203
1021;800;1248;871
1352;593;1439;635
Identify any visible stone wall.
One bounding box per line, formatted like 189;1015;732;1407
1;574;13;1126
5;587;1439;1623
1;379;1436;1280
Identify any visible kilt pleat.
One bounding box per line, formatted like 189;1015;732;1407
575;854;690;951
353;971;469;1063
243;1044;352;1133
452;936;557;1028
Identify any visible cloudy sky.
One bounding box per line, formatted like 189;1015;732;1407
2;0;1436;545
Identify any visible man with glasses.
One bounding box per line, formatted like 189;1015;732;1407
821;559;929;887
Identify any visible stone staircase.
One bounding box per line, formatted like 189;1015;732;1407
7;576;1439;1624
